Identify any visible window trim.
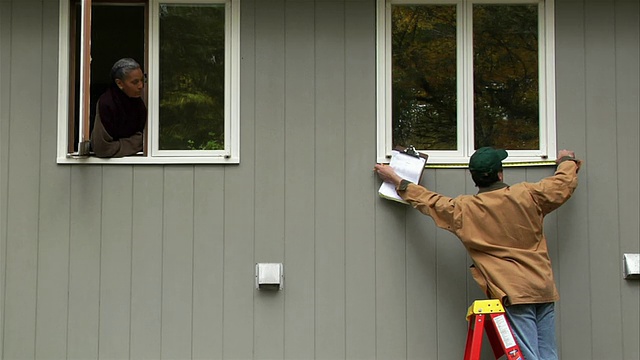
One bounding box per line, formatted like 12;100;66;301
376;0;556;165
56;0;241;164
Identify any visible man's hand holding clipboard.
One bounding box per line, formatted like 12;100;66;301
375;146;428;204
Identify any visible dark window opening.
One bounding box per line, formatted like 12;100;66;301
70;1;146;153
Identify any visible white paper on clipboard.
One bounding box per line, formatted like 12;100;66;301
378;150;426;204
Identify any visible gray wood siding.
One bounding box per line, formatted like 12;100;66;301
0;0;638;359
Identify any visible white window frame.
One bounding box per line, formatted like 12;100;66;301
376;0;556;165
56;0;241;164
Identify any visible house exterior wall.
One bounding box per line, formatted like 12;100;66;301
0;0;638;359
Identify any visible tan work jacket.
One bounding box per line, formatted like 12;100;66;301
398;160;581;305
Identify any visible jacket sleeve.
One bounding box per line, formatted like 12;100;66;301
398;183;458;232
91;112;143;158
524;159;581;215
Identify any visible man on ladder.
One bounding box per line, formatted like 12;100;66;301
374;148;582;360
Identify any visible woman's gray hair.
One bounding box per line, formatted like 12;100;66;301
110;58;141;82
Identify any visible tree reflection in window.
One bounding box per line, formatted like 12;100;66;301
474;4;539;150
159;4;225;150
391;3;539;151
392;5;457;150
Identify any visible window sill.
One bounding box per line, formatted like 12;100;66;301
57;154;240;165
380;153;557;168
424;160;558;169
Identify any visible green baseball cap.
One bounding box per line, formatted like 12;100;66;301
469;147;508;174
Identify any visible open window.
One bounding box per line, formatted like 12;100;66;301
376;0;556;165
57;0;240;164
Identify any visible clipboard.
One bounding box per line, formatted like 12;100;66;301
378;146;428;204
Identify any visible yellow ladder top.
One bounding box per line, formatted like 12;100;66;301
466;299;505;320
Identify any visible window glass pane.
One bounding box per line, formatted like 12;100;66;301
392;5;457;150
473;4;539;150
159;4;225;150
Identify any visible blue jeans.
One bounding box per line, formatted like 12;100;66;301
504;303;558;360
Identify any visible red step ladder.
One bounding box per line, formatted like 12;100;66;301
463;300;524;360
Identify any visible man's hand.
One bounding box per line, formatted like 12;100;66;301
557;149;575;159
556;149;582;171
374;163;403;187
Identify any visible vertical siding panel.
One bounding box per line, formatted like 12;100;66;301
35;1;70;358
615;1;640;359
375;201;407;360
584;2;624;358
283;2;316;359
130;167;163;359
161;166;194;359
98;167;133;359
406;169;438;358
3;2;42;358
0;1;10;357
433;169;467;358
223;0;255;357
192;167;225;359
344;1;376;359
315;2;346;359
508;167;528;184
554;1;591;359
67;167;103;360
254;1;286;359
